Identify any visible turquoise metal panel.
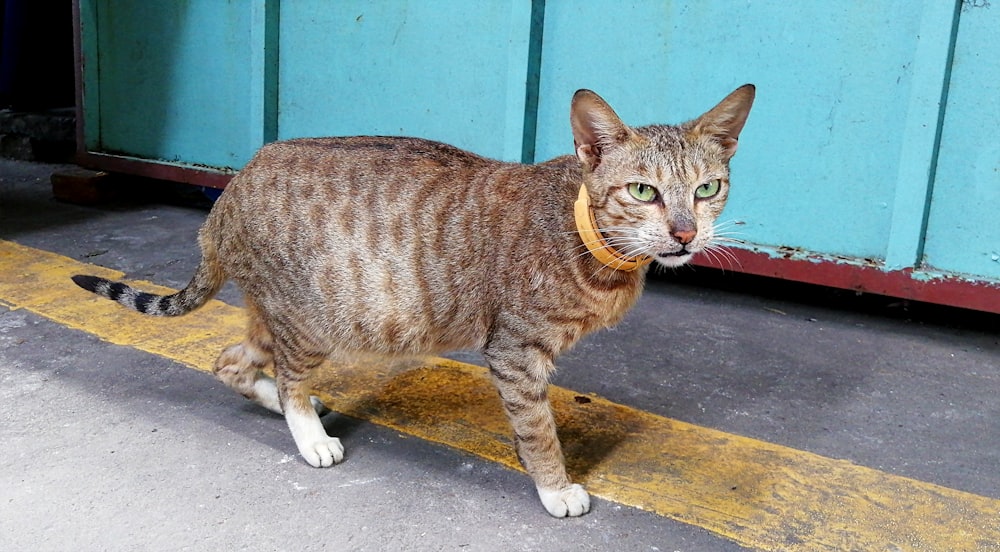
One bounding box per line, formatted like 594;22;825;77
503;0;544;163
920;4;1000;282
276;1;533;162
533;1;937;263
249;0;280;146
882;1;960;271
85;0;264;170
78;0;100;153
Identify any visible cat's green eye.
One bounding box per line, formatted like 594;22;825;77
695;179;722;199
627;182;657;202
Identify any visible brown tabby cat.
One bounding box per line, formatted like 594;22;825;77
72;85;754;517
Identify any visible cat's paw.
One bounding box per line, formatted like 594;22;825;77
298;436;344;468
537;483;591;517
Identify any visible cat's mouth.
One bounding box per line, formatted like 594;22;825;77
657;248;692;258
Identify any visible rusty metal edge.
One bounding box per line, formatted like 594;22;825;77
694;247;1000;315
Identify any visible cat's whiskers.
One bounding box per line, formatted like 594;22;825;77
712;219;743;231
701;240;742;270
700;246;731;270
710;223;746;243
571;225;652;259
573;237;650;261
712;236;747;248
708;225;746;247
571;230;653;276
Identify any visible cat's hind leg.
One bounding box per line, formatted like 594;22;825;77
213;305;328;416
213;310;283;414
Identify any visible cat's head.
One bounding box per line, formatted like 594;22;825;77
571;85;755;269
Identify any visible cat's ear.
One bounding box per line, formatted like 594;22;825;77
689;84;755;158
571;90;633;171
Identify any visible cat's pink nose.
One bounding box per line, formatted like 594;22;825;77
672;229;697;244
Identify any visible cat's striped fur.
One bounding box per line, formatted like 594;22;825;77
72;86;754;517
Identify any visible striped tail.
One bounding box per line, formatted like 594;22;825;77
71;261;224;317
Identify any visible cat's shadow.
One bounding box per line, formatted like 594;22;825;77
308;357;633;485
553;395;646;484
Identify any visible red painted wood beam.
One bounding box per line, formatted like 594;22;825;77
693;247;1000;315
75;152;234;189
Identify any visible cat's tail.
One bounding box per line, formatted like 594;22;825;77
71;256;225;317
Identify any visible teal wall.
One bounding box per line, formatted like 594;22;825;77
82;1;266;169
78;1;999;286
922;4;1000;281
276;0;537;163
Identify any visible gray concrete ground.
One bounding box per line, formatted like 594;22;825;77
1;158;998;551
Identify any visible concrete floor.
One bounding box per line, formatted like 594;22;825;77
1;158;998;551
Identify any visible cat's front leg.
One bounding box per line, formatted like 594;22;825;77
273;346;344;468
484;342;590;517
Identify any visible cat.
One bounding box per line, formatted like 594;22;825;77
72;84;755;517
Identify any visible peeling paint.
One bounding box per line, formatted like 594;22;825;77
743;244;883;270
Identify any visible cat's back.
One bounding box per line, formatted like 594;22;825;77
239;136;498;188
215;135;572;248
216;135;529;254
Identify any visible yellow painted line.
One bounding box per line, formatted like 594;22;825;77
2;238;998;551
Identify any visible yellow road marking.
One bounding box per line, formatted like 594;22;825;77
2;238;998;551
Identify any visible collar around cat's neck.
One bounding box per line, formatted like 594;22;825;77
574;184;653;272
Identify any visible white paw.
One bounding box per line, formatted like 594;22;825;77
298;436;344;468
537;483;591;517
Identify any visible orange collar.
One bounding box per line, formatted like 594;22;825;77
574;184;653;272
